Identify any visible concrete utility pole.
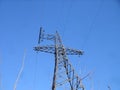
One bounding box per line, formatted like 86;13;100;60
34;27;85;90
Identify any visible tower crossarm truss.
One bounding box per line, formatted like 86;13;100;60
34;27;85;90
34;45;83;55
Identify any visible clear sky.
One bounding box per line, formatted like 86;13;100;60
0;0;120;90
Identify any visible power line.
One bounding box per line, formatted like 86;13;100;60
81;0;104;49
32;52;39;90
0;52;3;90
57;0;74;40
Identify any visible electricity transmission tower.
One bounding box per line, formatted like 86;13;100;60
34;27;85;90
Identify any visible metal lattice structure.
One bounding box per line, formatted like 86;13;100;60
34;27;85;90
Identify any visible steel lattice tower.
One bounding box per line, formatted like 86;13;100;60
34;27;85;90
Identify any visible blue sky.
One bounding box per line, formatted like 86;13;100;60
0;0;120;90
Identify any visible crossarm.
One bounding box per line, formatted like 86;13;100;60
34;46;83;55
66;48;83;55
34;45;55;54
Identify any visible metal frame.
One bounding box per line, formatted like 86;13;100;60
34;27;85;90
